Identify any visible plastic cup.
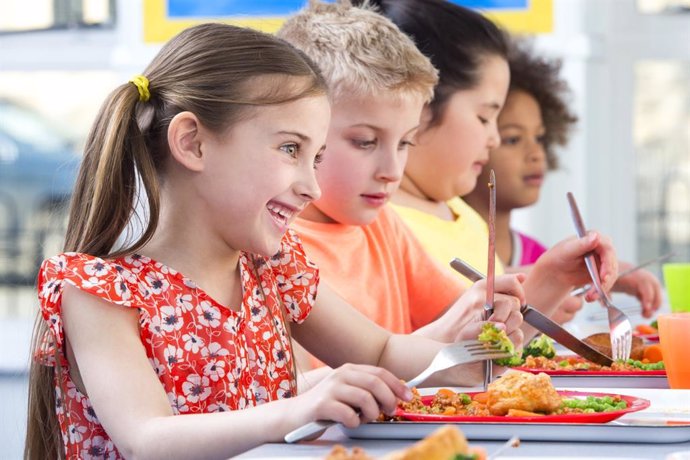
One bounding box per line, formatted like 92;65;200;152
658;313;690;389
663;263;690;313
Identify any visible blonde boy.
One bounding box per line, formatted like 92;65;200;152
278;1;526;362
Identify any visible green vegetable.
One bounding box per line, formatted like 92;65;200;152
453;454;477;460
620;359;665;371
650;319;658;329
521;334;556;359
561;396;628;412
477;323;524;366
459;393;472;405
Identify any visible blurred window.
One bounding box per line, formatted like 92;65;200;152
0;0;114;32
0;102;67;152
638;0;690;13
634;61;690;265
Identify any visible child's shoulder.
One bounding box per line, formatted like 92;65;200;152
37;252;158;309
39;252;149;279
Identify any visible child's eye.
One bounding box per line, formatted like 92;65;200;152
478;116;489;125
399;139;416;150
280;143;299;157
352;139;376;149
501;135;520;146
313;152;324;169
537;135;547;145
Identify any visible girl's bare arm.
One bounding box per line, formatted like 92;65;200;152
61;284;409;459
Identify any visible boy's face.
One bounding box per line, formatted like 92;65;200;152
300;91;425;225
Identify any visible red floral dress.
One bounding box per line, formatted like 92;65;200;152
36;229;318;459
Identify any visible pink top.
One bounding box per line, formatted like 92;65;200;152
511;230;548;266
36;229;318;458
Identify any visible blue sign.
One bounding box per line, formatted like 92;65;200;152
167;0;527;18
453;0;527;8
168;0;309;18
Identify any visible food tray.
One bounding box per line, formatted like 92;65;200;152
547;374;668;389
342;388;690;444
341;420;690;443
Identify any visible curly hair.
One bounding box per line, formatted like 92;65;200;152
508;39;578;170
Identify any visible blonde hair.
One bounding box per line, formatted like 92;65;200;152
278;0;438;103
25;22;326;459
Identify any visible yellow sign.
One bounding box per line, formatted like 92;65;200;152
143;0;553;44
486;0;553;34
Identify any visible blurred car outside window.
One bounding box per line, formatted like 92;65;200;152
0;99;80;285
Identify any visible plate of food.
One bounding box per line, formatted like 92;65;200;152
395;373;649;424
633;322;660;342
506;332;666;387
514;355;666;377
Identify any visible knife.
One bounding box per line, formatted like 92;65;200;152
449;258;614;367
483;170;497;390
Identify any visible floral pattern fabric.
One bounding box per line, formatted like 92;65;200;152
36;229;318;459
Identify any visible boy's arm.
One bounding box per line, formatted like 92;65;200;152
413;274;526;350
291;281;484;387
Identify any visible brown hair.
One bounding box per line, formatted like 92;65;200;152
507;39;578;169
362;0;509;128
25;22;327;459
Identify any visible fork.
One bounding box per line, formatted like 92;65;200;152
284;340;511;443
566;192;633;361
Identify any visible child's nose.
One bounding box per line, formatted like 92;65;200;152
487;123;501;149
294;168;322;202
527;141;547;163
375;149;404;183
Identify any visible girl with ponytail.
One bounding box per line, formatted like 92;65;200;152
25;21;507;459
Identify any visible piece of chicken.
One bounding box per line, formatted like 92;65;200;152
487;370;562;416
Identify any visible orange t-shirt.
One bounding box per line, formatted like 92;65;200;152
292;206;465;334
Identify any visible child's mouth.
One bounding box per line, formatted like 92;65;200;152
361;193;388;207
523;174;544;186
267;201;294;227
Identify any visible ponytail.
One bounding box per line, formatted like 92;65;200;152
25;81;161;459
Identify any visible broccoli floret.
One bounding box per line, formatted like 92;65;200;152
650;319;658;329
477;323;524;366
521;334;556;359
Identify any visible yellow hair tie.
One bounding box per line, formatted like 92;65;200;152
129;75;151;102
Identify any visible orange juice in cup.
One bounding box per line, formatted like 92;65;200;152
658;313;690;389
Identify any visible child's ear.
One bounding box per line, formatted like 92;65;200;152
167;111;205;172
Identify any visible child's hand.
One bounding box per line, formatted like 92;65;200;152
453;274;526;342
613;263;663;318
291;364;410;429
536;231;618;298
550;294;584;325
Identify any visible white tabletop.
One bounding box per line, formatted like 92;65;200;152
236;427;690;459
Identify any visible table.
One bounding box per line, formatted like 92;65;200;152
237;427;690;459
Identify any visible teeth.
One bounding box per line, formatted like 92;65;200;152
267;202;293;220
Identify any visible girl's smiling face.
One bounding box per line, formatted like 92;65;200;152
404;55;510;201
196;94;330;256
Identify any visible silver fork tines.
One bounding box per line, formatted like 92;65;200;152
405;340;509;389
566;192;633;361
284;340;509;444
